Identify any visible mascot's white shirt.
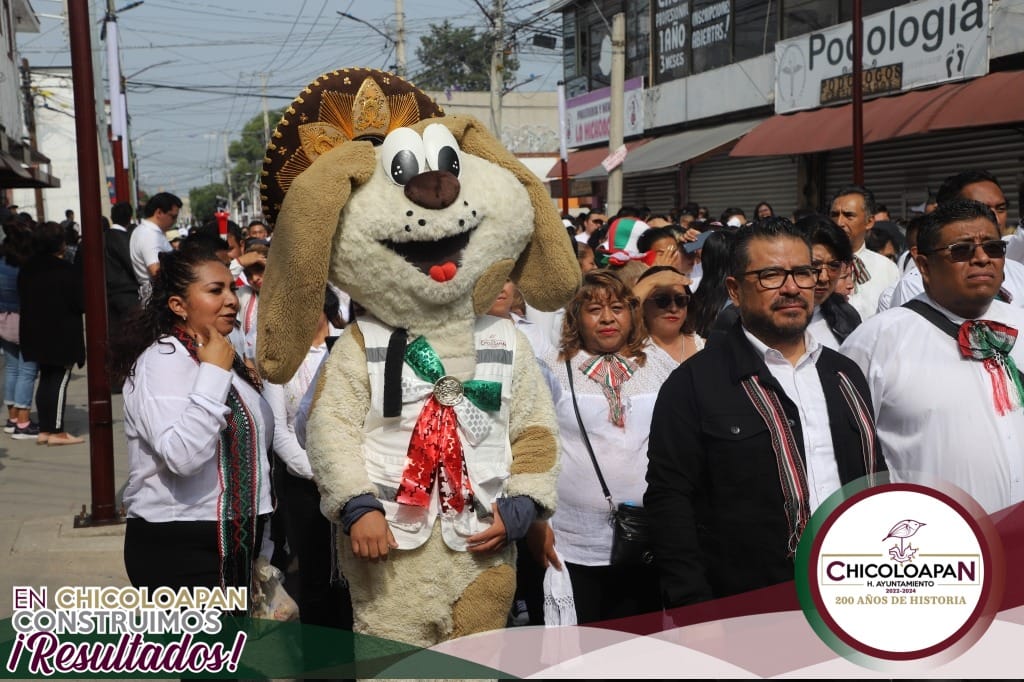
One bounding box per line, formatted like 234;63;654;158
359;315;517;551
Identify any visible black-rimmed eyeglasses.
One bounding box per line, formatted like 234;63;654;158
921;239;1007;262
740;266;821;289
811;259;850;276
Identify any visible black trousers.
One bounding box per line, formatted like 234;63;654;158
564;561;661;624
280;471;353;630
124;517;265;593
36;364;71;433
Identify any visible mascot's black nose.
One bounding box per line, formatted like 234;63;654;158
404;170;461;210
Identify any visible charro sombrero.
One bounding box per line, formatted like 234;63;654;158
260;67;445;227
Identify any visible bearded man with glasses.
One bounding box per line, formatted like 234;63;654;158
842;199;1024;515
645;217;885;607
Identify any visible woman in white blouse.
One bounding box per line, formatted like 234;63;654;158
633;265;705;364
534;270;676;623
112;244;273;597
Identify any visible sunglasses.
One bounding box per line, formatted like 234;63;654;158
923;239;1007;262
650;293;690;309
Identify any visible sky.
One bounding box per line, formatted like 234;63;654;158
18;0;563;198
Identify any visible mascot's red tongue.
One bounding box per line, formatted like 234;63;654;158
429;262;458;283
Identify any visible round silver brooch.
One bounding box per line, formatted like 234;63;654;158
433;375;465;406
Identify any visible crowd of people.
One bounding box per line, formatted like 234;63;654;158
2;164;1020;646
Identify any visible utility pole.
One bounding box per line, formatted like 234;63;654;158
489;0;504;139
606;12;625;216
104;0;130;207
852;0;864;185
67;0;118;527
19;59;44;222
223;132;234;217
257;71;271;147
395;0;406;77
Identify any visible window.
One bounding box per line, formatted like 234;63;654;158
734;0;779;62
782;0;839;39
691;0;732;73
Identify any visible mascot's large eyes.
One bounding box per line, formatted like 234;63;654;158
423;123;462;177
381;128;426;186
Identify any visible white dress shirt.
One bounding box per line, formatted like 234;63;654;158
742;329;842;513
263;343;327;480
807;307;841;351
122;336;274;521
128;219;171;301
840;294;1024;513
848;246;900;321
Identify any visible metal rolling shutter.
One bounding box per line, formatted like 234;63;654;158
687;151;800;220
825;127;1024;223
623;172;679;216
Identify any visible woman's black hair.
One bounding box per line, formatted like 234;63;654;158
687;229;736;337
795;212;854;262
108;244;228;387
32;221;66;256
1;220;33;267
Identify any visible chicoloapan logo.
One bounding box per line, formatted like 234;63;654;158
798;482;1001;665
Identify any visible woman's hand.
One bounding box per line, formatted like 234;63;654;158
195;324;234;371
526;520;562;570
650;242;681;268
467;503;508;554
350;510;398;561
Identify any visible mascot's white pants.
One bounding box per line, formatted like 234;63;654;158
338;521;516;648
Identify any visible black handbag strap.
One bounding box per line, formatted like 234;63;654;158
902;299;960;339
564;358;616;516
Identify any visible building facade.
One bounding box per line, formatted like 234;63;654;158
0;0;59;215
551;0;1024;224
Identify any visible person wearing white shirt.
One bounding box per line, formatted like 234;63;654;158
264;287;352;632
841;199;1024;514
830;186;900;320
114;246;273;599
129;192;181;303
534;270;677;624
646;218;884;607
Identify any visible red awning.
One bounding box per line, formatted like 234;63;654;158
731;70;1024;157
546;138;652;179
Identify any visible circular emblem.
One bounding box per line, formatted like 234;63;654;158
797;481;1002;667
433;375;464;406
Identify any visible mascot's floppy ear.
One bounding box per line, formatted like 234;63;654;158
256;141;376;383
445;115;580;312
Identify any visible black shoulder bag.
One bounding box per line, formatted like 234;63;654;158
564;359;654;567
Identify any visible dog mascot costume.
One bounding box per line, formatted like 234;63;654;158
257;68;579;646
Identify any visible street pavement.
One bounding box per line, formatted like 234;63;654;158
0;366;130;620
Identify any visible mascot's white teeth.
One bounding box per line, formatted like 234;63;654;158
382;228;476;282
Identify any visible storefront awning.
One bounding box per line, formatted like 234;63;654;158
731;70;1024;157
546;138;652;181
576;119;766;180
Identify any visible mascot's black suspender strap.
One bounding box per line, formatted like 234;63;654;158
383;328;409;418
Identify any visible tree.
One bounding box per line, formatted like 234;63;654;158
189;183;228;225
228;108;284;200
414;20;518;91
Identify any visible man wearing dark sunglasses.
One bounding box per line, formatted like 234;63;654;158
646;218;885;607
890;169;1024;310
842;199;1024;515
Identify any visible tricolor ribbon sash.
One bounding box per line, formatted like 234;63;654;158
395;336;502;513
958;319;1024;416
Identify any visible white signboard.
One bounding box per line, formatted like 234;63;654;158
774;0;988;114
565;77;645;147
